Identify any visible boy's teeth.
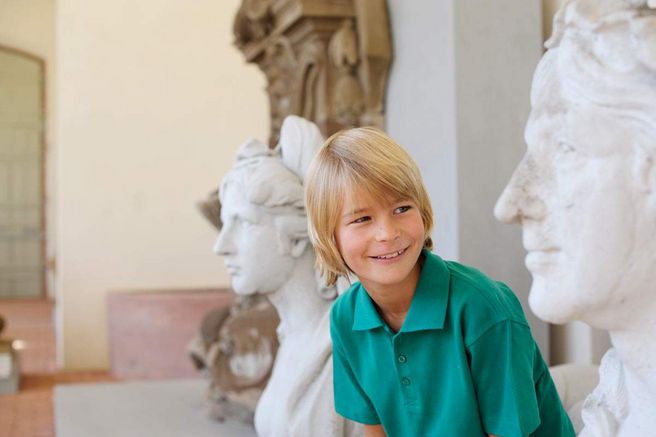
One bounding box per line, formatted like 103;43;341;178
375;249;404;259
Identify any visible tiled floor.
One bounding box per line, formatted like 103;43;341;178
0;299;113;437
1;299;57;374
0;371;114;437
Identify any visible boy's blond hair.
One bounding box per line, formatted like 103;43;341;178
304;127;434;286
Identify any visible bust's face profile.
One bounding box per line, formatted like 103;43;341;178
213;179;296;296
495;51;655;328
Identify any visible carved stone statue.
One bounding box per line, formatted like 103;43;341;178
233;0;392;145
213;116;361;436
188;294;279;423
495;1;656;435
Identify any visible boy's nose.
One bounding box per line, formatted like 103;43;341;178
374;219;400;242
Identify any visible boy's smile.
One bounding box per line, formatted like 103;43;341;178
335;188;425;297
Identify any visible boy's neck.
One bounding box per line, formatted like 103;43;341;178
363;258;422;333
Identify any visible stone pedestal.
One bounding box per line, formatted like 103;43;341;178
107;289;232;379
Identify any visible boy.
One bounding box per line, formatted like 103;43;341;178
304;127;574;437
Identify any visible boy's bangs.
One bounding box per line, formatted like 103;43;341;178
345;161;419;209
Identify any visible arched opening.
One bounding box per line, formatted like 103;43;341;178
0;45;46;299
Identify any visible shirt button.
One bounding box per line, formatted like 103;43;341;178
401;377;411;386
398;354;407;363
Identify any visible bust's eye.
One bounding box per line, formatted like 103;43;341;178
394;205;411;214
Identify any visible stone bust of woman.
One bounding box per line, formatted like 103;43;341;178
214;116;361;437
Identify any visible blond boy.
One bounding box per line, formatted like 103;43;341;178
304;127;573;437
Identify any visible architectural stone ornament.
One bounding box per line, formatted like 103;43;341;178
233;0;392;145
213;115;361;436
495;1;656;435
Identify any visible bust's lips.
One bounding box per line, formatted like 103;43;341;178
224;263;240;275
524;249;560;271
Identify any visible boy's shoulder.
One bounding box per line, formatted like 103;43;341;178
439;257;529;329
330;281;362;329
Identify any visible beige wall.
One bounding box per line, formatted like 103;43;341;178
0;0;57;298
56;0;268;369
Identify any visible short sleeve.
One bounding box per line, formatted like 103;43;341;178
330;317;380;425
467;320;541;437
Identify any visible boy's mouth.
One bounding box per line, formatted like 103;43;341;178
371;247;407;260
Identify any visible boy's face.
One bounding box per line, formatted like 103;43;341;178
335;187;425;295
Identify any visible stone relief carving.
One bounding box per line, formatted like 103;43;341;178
233;0;392;145
495;1;656;435
211;116;361;436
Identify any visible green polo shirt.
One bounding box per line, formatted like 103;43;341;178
330;250;574;437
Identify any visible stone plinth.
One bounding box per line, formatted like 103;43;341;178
107;289;232;379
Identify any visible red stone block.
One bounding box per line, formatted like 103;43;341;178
107;289;233;379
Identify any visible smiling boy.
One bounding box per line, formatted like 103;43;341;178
304;127;574;437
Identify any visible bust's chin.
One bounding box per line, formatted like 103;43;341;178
231;279;259;296
528;280;578;325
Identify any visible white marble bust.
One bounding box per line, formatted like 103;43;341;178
214;116;361;437
495;1;656;435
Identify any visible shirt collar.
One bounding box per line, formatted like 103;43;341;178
352;249;450;332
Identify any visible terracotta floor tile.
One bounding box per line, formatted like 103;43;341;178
1;300;114;437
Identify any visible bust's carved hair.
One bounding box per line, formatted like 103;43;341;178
219;118;337;299
541;0;656;142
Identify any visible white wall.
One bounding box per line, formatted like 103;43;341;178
0;0;57;298
453;0;543;353
56;0;268;369
386;0;459;260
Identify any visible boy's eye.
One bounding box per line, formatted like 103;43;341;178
394;205;412;214
351;216;370;224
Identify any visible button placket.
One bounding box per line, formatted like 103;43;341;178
393;335;417;403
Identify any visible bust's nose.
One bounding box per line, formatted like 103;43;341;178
213;220;236;255
494;154;546;224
